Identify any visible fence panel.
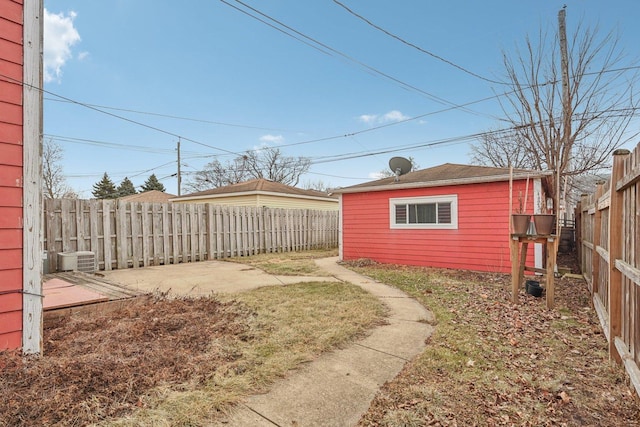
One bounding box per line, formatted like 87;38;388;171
44;201;338;273
579;143;640;397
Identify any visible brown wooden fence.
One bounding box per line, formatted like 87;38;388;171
576;143;640;397
44;199;339;272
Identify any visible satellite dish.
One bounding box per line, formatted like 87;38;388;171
389;157;412;181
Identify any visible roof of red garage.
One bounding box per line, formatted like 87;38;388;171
333;163;552;194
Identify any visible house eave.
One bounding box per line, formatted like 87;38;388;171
333;171;553;194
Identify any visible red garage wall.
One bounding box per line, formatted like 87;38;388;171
0;0;24;350
341;179;536;273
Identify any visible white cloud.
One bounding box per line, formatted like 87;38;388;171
44;8;81;83
78;51;90;61
259;134;284;144
358;110;410;125
358;114;378;124
382;110;409;122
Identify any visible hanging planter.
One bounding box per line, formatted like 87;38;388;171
512;214;531;235
533;214;555;235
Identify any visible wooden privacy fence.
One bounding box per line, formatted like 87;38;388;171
44;199;339;272
576;144;640;397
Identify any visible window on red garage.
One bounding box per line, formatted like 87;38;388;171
390;195;458;229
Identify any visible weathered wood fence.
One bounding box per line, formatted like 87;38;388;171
576;143;640;397
44;200;339;272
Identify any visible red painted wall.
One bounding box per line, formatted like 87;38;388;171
341;179;536;273
0;0;24;351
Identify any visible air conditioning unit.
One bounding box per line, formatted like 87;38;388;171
76;251;96;273
57;252;77;272
57;251;96;273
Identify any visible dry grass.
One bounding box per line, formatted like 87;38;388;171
0;278;385;427
109;280;386;426
348;261;640;426
225;248;338;276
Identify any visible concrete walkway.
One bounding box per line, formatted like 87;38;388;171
100;260;339;296
214;257;435;427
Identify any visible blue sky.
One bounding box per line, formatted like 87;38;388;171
43;1;640;197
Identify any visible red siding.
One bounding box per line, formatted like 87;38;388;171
0;57;22;86
0;1;22;25
0;0;23;351
0;331;21;350
341;179;536;273
0;141;23;165
0;269;22;292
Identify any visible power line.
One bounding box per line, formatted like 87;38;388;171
0;71;239;156
220;0;491;118
274;93;510;150
72;160;178;195
305;170;370;180
307;104;640;166
66;161;177;180
44;97;301;133
332;0;506;85
309;127;514;165
45;134;202;156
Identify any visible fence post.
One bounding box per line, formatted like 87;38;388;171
103;200;113;271
574;200;581;272
592;183;605;296
608;148;631;363
116;200;128;269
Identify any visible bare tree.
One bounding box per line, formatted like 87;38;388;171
43;138;76;199
185;157;250;192
470;130;535;169
243;147;311;186
303;179;331;192
474;15;638;206
185;147;311;192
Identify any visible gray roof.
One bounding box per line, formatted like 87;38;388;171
172;178;338;201
333;163;552;194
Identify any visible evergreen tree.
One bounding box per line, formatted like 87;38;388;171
140;174;166;192
117;177;137;197
92;172;118;199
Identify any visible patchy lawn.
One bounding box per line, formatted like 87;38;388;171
225;248;338;276
0;277;385;426
347;255;640;426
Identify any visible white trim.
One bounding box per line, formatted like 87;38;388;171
389;195;458;230
22;0;44;355
533;178;543;271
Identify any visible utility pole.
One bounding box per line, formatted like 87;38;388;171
177;138;181;196
558;6;570;219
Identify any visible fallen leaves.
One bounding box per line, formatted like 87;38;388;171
354;252;640;426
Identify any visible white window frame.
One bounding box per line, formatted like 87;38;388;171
389;195;458;229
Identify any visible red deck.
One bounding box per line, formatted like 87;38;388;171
43;278;110;310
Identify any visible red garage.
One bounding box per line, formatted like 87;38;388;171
335;163;550;274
